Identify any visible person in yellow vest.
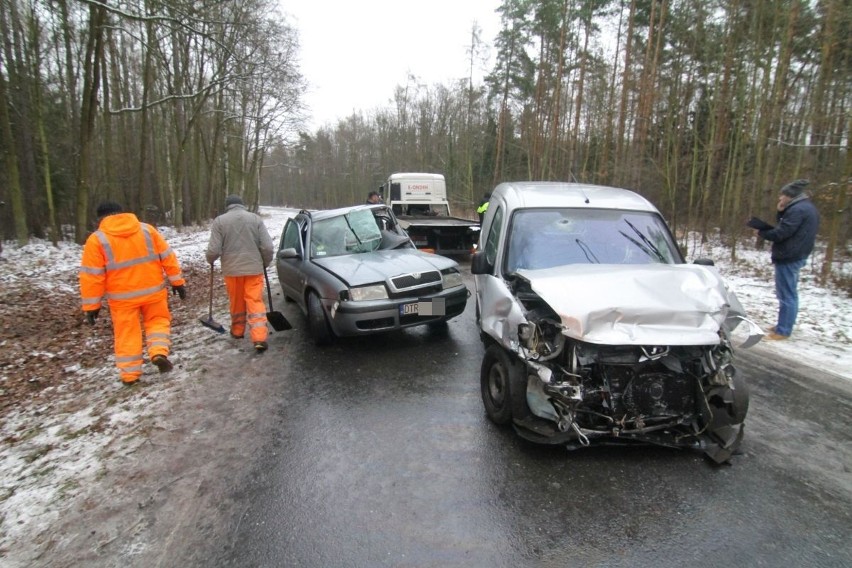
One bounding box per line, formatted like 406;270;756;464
476;192;491;224
79;202;186;385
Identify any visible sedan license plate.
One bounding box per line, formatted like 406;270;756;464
400;298;445;317
400;302;419;316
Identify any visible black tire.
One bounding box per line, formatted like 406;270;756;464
480;345;526;425
307;291;334;346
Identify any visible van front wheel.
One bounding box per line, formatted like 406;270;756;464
481;345;526;425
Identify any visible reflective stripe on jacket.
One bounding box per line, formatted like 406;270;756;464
79;213;185;310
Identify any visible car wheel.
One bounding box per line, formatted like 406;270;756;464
307;291;334;346
481;345;526;425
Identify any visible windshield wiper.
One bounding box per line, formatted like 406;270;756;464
342;214;363;247
575;239;600;263
622;220;666;262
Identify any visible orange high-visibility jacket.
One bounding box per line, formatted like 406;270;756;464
79;213;185;311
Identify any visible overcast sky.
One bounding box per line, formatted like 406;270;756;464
279;1;503;130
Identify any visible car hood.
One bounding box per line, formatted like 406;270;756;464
313;249;456;287
516;263;742;346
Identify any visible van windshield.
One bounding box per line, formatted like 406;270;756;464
505;208;681;272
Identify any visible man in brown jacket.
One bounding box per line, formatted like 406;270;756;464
206;195;274;352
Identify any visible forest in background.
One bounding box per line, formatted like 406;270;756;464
0;0;849;283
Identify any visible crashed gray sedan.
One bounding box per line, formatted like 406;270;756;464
276;204;469;345
473;182;762;463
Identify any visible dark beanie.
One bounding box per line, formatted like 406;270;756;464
225;194;244;206
96;201;123;218
780;179;809;198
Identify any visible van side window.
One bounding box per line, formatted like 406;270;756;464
484;206;503;266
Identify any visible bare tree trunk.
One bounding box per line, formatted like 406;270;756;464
0;63;27;244
615;0;636;181
136;18;155;216
599;0;626;183
29;11;60;245
75;2;107;243
567;0;587;180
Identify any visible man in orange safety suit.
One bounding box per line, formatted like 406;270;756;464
79;202;186;385
206;194;274;352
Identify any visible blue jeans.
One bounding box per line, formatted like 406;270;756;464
774;258;806;336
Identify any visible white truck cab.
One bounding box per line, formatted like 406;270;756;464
384;172;450;216
379;172;479;255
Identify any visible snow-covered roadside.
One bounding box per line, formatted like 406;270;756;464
0;207;849;565
683;231;851;383
0;207;293;564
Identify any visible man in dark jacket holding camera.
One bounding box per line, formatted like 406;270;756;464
748;179;820;340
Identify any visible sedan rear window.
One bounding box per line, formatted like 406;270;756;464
505;208;681;272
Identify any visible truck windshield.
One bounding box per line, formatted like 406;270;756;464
505;208;681;272
310;210;382;258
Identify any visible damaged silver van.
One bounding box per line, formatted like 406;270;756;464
471;182;762;463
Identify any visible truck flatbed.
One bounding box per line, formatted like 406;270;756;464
398;216;479;228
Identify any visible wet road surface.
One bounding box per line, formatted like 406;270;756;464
201;269;852;567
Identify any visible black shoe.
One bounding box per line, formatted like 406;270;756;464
151;354;173;373
254;342;268;353
230;332;244;339
121;379;141;387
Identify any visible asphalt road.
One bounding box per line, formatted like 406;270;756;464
198;268;852;568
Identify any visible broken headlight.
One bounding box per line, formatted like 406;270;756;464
441;269;464;289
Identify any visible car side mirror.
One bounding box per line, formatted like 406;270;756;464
278;247;300;260
470;251;492;275
693;258;715;266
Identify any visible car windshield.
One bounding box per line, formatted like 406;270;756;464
310;209;383;258
505;208;681;272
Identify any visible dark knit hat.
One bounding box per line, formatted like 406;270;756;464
96;201;123;218
225;194;244;206
780;179;809;198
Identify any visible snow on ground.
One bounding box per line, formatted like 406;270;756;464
0;206;849;562
682;230;851;382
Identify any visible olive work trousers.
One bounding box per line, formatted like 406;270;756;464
224;274;269;343
110;296;171;383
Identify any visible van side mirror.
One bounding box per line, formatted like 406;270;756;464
693;258;715;266
470;251;492;275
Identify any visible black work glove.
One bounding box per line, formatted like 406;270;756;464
85;308;100;326
172;285;186;300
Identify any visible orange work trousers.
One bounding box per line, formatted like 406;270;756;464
110;295;171;383
224;274;269;343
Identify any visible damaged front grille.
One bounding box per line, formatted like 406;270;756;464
611;368;696;418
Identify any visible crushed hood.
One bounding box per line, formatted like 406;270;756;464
313;249;456;287
516;263;737;346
